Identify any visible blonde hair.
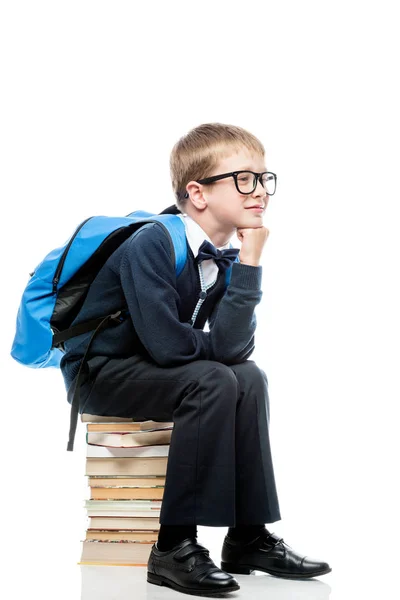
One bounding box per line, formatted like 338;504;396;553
170;122;265;212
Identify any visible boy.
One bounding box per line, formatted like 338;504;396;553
61;123;331;595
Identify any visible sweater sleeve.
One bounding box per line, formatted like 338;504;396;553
207;267;260;364
119;223;263;367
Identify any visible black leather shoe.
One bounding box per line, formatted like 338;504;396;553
148;537;240;596
221;530;332;579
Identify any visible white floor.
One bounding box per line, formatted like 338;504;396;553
81;565;331;600
9;522;398;600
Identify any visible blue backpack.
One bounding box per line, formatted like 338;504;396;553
11;207;237;450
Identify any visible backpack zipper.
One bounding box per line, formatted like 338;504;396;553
52;217;93;294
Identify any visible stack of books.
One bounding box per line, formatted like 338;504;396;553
79;413;173;566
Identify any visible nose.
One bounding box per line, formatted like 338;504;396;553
253;176;269;200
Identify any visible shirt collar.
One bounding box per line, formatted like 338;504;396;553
177;213;233;258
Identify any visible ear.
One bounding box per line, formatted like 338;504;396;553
185;181;208;211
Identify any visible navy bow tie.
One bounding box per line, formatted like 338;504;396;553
195;240;240;272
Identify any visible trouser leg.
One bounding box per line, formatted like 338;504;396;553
228;360;281;524
159;361;239;525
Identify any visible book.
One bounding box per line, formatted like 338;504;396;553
87;509;161;518
88;516;160;530
86;422;173;432
86;530;158;542
88;476;166;487
86;444;170;458
86;429;172;448
85;457;168;476
85;500;162;510
80;540;154;566
90;486;164;500
82;414;135;423
81;413;173;429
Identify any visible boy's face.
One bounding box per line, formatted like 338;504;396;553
186;147;269;231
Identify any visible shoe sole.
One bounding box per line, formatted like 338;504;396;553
221;561;332;579
147;571;240;595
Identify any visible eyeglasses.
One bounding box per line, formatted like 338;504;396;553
184;171;277;199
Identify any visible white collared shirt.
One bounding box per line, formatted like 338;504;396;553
177;213;234;287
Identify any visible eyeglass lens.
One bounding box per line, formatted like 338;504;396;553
237;172;276;195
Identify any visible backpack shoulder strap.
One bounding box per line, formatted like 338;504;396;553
126;212;187;276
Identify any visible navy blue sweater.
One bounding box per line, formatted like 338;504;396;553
60;220;263;393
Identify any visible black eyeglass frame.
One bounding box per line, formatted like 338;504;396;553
183;171;277;199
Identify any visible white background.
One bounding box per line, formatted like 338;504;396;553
1;2;399;599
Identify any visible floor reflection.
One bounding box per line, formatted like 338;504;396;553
81;565;331;599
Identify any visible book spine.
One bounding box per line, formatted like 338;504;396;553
86;445;170;458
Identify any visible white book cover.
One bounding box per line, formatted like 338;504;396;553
86;510;161;518
86;444;170;458
85;500;162;509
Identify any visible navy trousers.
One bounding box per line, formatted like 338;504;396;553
80;356;282;527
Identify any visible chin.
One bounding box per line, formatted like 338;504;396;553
243;214;265;225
